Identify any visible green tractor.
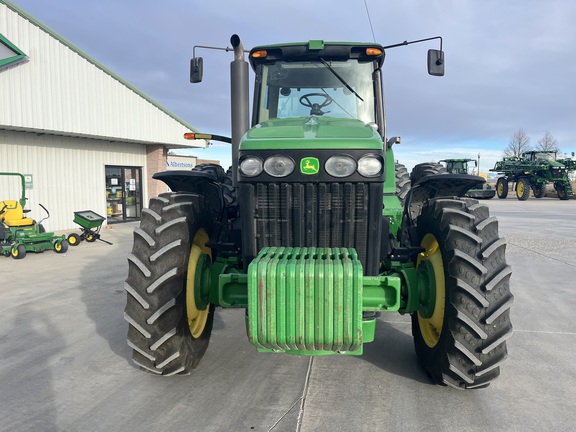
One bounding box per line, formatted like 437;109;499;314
1;172;69;259
124;35;513;388
439;158;495;199
491;150;575;200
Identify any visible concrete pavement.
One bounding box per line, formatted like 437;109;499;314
1;197;575;431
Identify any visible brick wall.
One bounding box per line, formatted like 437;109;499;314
196;158;221;165
146;145;169;199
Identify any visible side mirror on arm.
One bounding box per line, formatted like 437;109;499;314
427;49;444;76
190;57;204;83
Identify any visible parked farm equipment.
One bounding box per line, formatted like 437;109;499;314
124;35;513;389
439;158;495;199
0;172;69;259
67;210;112;246
491;150;575;200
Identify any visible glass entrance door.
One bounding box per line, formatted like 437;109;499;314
123;167;142;220
105;166;142;223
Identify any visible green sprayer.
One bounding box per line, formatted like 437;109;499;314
491;150;575;200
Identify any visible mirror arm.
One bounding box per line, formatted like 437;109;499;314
382;36;442;54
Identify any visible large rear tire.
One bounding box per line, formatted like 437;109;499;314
124;192;215;375
411;197;513;389
496;177;508;199
395;163;411;206
410;162;447;185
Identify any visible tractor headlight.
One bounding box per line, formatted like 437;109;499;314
239;156;263;177
325;155;357;178
264;155;295;177
357;155;383;177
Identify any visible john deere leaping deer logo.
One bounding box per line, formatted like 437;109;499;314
300;157;319;175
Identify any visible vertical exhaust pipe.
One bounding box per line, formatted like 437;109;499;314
230;34;249;186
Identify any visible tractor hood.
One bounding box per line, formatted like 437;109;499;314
239;117;383;151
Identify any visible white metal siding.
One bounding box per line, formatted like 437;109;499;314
0;3;203;148
0;129;146;232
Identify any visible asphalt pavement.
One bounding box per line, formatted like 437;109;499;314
1;196;575;432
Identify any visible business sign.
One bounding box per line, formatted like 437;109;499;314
166;155;197;171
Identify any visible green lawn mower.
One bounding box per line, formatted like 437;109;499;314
0;172;69;259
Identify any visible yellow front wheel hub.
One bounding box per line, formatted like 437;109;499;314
186;229;211;338
517;182;524;196
416;234;446;348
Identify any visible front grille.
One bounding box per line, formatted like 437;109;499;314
252;182;370;268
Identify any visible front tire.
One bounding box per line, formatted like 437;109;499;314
54;240;69;253
556;184;569;200
496;177;508;199
516;178;530;200
11;244;26;259
124;192;215;375
411;198;513;389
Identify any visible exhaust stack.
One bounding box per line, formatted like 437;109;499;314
230;34;249;185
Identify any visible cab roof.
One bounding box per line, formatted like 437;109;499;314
249;40;385;70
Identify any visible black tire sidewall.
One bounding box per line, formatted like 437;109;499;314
410;197;513;388
125;192;215;375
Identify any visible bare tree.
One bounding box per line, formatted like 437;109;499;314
536;131;560;152
504;129;531;157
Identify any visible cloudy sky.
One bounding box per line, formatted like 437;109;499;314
8;0;576;172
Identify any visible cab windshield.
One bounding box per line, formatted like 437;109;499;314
255;60;376;124
533;152;555;161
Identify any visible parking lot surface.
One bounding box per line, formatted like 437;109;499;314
1;196;575;432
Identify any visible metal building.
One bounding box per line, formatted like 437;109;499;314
0;0;206;231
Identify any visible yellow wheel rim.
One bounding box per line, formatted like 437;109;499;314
497;182;504;195
517;182;525;196
416;234;446;348
55;243;62;252
69;236;77;245
186;229;211;338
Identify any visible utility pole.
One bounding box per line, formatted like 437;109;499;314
477;153;481;176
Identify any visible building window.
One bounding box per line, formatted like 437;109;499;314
0;33;27;71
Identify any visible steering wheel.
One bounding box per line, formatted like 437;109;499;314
299;93;333;116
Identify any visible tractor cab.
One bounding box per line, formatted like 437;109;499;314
523;150;556;162
439;158;476;175
249;41;384;132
